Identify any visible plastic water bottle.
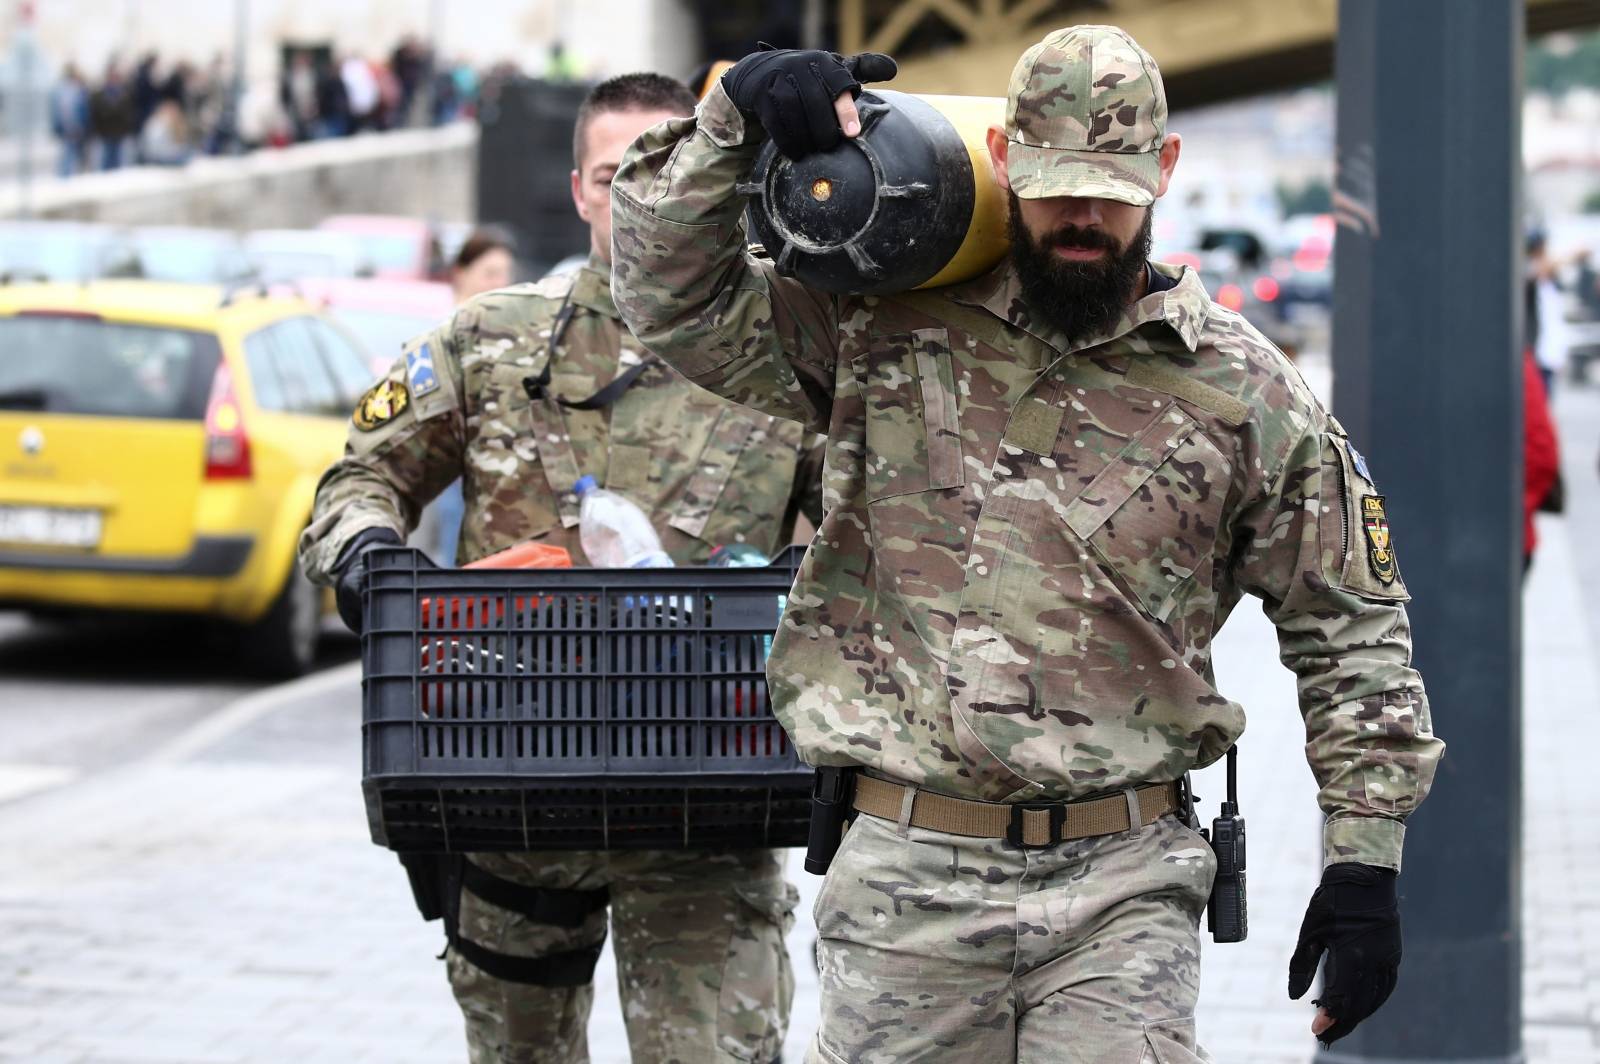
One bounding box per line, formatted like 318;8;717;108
574;475;673;568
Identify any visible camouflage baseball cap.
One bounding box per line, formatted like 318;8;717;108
1004;25;1168;206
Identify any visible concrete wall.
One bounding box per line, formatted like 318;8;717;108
0;124;476;227
1;0;700;84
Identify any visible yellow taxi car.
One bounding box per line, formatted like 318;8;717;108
0;281;377;675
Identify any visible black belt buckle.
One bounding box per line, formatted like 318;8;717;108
1007;802;1067;848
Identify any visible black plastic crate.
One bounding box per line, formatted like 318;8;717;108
361;545;813;852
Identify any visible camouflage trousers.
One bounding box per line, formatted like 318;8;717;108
447;847;798;1064
807;809;1217;1063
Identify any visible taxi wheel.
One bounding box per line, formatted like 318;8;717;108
243;559;320;678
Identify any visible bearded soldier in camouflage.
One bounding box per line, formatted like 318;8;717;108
609;25;1444;1063
300;73;823;1064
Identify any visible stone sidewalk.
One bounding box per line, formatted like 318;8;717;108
0;525;1594;1063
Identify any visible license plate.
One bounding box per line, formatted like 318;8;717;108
0;506;103;549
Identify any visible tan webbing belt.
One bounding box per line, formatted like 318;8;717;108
852;775;1182;847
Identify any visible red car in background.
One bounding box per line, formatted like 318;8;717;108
296;276;456;374
316;215;444;281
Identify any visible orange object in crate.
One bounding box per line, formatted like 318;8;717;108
465;541;573;571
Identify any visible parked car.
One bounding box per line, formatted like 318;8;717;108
244;229;373;285
317;215;443;281
101;227;254;285
296;275;455;374
1270;213;1335;317
0;281;375;675
1154;225;1304;357
0;221;131;283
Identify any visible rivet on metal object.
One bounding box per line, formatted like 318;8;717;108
810;178;833;202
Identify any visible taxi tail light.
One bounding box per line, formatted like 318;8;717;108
203;363;252;479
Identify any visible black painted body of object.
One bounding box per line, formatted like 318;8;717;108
742;89;975;295
475;77;592;277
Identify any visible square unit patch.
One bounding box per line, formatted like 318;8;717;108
406;342;441;398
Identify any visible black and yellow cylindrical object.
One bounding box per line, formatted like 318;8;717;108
741;89;1008;295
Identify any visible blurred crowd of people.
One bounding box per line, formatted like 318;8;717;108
46;37;505;178
49;54;228;174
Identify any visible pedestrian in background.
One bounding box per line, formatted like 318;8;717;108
130;53;160;162
89;60;136;170
612;24;1443;1059
1523;349;1560;575
427;227;518;566
340;53;380;134
280;51;320;142
138;99;191;166
299;73;822;1063
313;57;350;138
48;63;90;177
1529;231;1576;397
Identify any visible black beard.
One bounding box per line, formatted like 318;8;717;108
1006;193;1153;347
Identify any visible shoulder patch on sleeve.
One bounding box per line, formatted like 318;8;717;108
353;379;410;431
1360;494;1398;586
404;341;441;399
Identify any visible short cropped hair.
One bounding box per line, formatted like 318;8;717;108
572;72;698;170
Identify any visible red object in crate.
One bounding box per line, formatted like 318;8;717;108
418;542;573;687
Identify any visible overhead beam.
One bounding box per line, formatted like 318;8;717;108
845;0;1598;106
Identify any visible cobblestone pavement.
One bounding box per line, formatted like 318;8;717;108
3;370;1596;1063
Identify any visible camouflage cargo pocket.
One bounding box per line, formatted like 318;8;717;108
861;328;964;503
1064;403;1231;622
1139;1017;1209;1063
715;880;799;1062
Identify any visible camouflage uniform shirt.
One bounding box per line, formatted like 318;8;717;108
300;258;826;580
608;84;1443;872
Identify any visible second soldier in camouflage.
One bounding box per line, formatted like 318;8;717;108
302;74;824;1064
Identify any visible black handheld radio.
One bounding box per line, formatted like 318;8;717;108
1202;746;1248;943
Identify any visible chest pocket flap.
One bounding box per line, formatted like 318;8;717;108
1064;403;1231;622
668;407;763;540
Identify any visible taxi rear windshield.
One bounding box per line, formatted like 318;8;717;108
0;315;221;419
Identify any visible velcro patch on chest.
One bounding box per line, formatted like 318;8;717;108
1004;397;1065;455
1125;359;1248;427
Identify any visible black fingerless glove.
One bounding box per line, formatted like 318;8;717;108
332;527;402;635
1288;862;1403;1045
720;44;897;160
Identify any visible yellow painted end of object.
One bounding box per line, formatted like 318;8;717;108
913;94;1009;291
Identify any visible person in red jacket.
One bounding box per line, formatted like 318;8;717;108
1524;348;1560;574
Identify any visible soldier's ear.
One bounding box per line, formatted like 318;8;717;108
571;168;590;222
986;125;1012;192
1154;133;1181;199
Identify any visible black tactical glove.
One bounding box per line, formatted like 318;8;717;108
1288;863;1403;1045
721;44;897;160
332;527;402;635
